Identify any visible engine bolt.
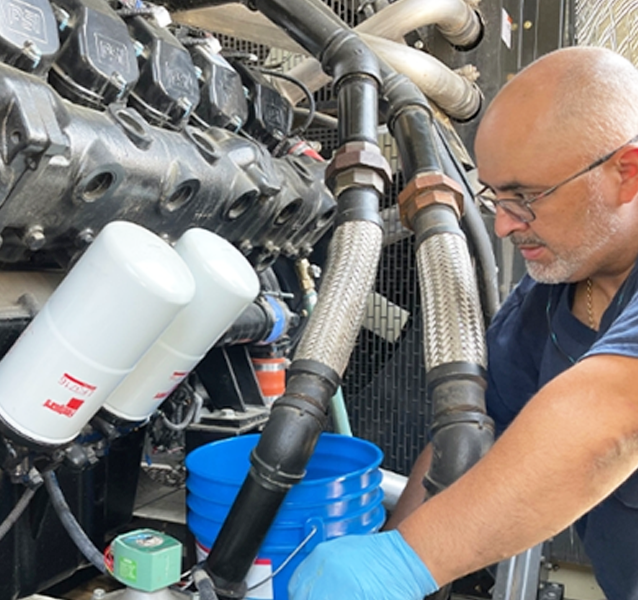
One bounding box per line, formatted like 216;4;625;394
23;226;46;251
308;264;322;279
53;6;70;31
238;240;253;254
177;96;193;118
76;228;95;247
282;242;296;257
111;72;127;98
22;41;42;69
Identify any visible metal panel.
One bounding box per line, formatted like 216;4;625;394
493;544;544;600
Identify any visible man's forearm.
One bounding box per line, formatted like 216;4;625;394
399;354;638;585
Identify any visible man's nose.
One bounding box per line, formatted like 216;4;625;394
493;205;530;239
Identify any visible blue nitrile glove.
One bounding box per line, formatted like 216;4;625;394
288;529;439;600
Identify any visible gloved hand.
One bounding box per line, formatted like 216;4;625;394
287;529;439;600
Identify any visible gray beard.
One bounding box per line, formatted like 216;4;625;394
517;185;621;284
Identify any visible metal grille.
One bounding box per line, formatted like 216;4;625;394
344;233;430;475
341;149;431;475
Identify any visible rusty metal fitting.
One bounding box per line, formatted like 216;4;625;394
325;141;392;195
333;168;386;198
398;172;464;229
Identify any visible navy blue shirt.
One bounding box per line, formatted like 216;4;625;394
486;262;638;599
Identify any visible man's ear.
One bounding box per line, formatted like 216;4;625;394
616;146;638;205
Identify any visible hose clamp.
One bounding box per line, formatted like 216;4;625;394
288;358;342;394
430;411;495;435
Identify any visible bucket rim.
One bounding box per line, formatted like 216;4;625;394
185;432;384;487
187;484;385;524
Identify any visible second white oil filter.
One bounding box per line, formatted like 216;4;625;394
102;228;260;422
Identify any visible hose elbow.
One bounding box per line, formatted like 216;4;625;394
321;30;381;90
424;378;494;495
438;8;484;51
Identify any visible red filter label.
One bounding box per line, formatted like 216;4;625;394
43;397;85;418
58;373;97;397
153;371;189;400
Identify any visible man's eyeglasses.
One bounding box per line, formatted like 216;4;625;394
475;133;638;223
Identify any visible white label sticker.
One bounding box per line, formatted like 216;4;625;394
502;8;513;49
246;558;274;600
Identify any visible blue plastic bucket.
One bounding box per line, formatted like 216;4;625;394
186;433;385;600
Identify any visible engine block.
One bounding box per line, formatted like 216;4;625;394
0;0;335;270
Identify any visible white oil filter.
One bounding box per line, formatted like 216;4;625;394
0;221;196;446
102;228;260;422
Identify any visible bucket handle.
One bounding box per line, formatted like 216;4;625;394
246;526;318;592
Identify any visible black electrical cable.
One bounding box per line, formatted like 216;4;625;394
431;124;501;323
252;67;316;136
294;107;338;130
43;471;108;575
161;386;202;432
0;485;40;543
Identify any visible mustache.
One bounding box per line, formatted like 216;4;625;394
511;235;546;247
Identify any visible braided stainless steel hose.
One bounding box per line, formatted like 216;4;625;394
416;232;486;371
295;219;383;376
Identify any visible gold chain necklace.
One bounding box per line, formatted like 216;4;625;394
586;278;596;330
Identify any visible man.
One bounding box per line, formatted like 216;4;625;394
288;46;638;600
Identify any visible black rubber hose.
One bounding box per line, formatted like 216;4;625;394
381;55;498;497
215;301;274;346
0;485;39;543
379;60;500;323
392;107;444;179
254;0;345;57
431;126;501;323
204;361;338;597
294;107;338;130
43;471;107;574
424;379;494;494
202;4;383;596
337;75;379;144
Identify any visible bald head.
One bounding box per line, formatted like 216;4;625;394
474;47;638;283
476;47;638;166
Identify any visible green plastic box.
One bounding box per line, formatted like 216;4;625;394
112;529;182;592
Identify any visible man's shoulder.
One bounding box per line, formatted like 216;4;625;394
586;263;638;357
